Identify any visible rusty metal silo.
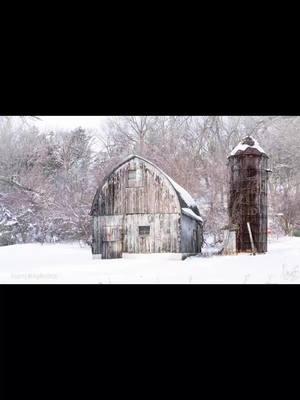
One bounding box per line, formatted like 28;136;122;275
227;136;270;253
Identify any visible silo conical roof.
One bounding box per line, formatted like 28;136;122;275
229;136;266;157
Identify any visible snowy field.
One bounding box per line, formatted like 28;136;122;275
0;236;300;284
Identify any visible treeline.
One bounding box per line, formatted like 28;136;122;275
0;116;300;246
0;118;98;245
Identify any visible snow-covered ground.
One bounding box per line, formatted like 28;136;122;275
0;236;300;284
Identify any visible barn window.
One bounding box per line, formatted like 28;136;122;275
128;169;136;180
139;226;150;235
127;168;143;187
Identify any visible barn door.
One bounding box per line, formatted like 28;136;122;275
138;225;151;253
102;225;123;259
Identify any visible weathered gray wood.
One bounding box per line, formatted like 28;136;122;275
91;156;203;258
99;159;181;216
180;214;202;254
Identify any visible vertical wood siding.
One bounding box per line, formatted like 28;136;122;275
99;158;180;215
92;157;202;256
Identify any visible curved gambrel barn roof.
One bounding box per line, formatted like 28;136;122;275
90;154;202;222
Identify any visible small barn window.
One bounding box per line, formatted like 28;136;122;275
139;226;150;235
128;169;136;180
127;168;143;187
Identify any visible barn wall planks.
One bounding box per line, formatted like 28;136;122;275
99;159;180;216
180;214;203;254
98;213;180;254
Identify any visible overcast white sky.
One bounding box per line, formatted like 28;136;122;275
35;116;108;131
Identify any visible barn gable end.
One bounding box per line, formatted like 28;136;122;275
91;155;203;258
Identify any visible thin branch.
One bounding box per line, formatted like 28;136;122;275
0;176;40;194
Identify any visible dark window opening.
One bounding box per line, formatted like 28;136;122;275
247;168;257;177
139;226;150;235
128;170;136;180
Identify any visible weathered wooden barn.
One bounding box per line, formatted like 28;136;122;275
90;155;203;259
227;136;270;254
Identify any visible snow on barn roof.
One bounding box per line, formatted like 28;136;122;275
91;154;202;222
127;154;201;218
229;136;266;157
182;208;203;223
